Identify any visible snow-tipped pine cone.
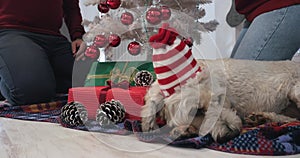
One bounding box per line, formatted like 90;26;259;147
60;102;88;127
134;70;154;86
96;100;126;126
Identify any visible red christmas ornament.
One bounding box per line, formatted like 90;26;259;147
85;45;100;59
120;12;134;25
160;6;171;21
127;41;142;56
108;34;121;47
146;7;162;25
93;34;108;48
183;37;194;47
106;0;121;9
97;3;109;13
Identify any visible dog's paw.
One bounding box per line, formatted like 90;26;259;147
141;117;159;132
244;113;268;127
170;125;198;140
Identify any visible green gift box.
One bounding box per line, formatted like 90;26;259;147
84;61;156;87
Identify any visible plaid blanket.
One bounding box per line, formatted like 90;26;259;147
0;100;65;123
0;101;299;156
0;100;131;135
122;120;300;155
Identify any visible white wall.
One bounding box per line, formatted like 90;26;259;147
215;0;236;58
79;1;99;21
78;0;236;60
195;0;236;59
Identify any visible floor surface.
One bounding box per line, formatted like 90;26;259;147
0;118;299;158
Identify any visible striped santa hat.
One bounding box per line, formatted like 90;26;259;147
149;23;201;97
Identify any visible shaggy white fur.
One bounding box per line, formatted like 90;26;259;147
141;59;300;143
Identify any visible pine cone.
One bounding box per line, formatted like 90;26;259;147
96;100;126;126
60;102;88;127
134;70;154;86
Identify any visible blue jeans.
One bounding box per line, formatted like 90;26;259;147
231;4;300;60
0;29;74;105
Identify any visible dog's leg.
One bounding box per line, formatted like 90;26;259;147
288;81;300;109
244;112;297;127
141;81;165;132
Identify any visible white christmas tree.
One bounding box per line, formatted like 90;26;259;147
82;0;218;61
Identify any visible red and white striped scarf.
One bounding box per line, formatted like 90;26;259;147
149;23;201;97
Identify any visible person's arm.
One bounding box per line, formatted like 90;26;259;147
63;0;86;57
63;0;85;41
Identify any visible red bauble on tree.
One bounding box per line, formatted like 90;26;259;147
183;37;194;47
93;34;108;48
146;7;162;25
120;12;134;25
97;3;110;13
108;34;121;47
127;41;141;56
160;6;171;21
85;45;100;59
106;0;121;9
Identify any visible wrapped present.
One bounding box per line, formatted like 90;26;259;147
68;86;104;119
84;61;156;87
105;86;148;120
68;83;148;120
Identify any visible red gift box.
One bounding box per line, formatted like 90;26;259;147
68;86;148;120
68;86;104;119
106;87;147;120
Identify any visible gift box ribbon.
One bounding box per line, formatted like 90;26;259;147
99;80;130;104
86;62;138;84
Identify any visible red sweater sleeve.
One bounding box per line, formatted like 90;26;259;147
63;0;85;41
235;0;300;22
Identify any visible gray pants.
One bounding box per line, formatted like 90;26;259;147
231;4;300;60
0;29;74;105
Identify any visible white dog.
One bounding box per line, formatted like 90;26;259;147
141;59;300;143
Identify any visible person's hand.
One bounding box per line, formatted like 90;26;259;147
71;39;87;61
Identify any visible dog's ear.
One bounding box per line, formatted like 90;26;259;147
198;80;227;137
198;108;220;137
